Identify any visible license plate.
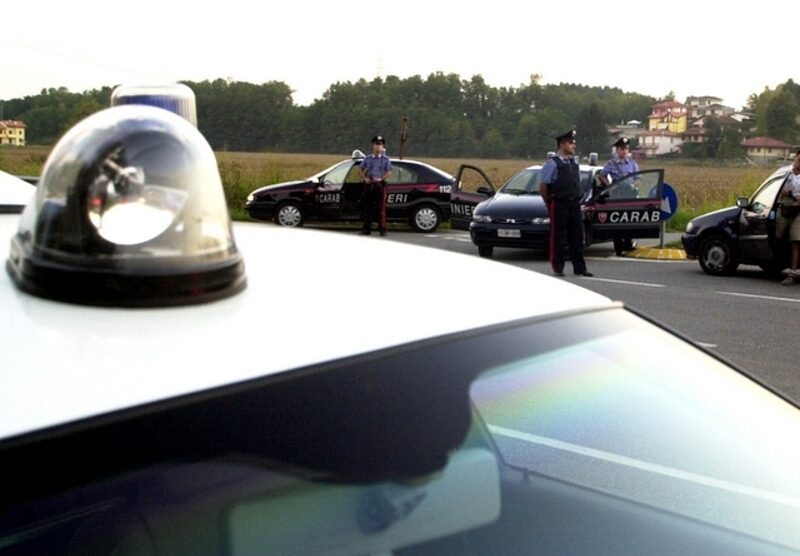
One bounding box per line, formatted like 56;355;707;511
497;228;521;238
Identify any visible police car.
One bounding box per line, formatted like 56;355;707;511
0;170;36;211
682;164;795;276
244;153;477;233
462;160;665;258
3;94;800;556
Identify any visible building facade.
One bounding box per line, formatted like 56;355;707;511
0;120;26;146
741;137;794;161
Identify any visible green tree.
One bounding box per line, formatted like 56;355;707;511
480;128;507;158
575;102;609;156
717;128;744;159
764;88;799;143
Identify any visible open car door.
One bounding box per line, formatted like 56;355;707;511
450;165;494;230
587;169;664;242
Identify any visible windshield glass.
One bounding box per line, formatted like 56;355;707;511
3;309;800;555
500;169;541;194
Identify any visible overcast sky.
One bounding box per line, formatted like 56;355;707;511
1;0;796;112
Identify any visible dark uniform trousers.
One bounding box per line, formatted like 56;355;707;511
547;156;586;274
549;197;586;274
361;181;387;233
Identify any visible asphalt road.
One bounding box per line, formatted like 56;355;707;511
379;228;800;405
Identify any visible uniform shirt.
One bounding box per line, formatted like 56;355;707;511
360;154;392;181
540;155;578;185
599;156;640;183
783;170;800;200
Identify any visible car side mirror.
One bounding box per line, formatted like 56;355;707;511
476;186;494;197
735;197;749;209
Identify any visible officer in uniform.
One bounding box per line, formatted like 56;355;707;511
359;135;392;236
598;136;640;194
539;129;592;277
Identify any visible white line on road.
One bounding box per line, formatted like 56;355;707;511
697;342;718;348
581;277;665;288
488;424;800;509
717;291;800;304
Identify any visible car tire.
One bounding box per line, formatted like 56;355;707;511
274;202;304;228
698;235;738;276
478;245;493;258
410;204;441;233
613;238;637;256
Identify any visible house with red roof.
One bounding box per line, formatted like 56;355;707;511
741;136;794;161
0;120;26;146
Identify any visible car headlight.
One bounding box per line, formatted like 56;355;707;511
532;217;550;225
6;104;246;307
472;215;492;223
246;193;255;203
685;222;696;234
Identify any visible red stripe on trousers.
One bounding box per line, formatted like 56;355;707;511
549;199;556;269
379;185;387;230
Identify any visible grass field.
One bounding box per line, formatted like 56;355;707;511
1;146;773;230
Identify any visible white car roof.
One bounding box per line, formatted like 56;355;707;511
0;170;36;206
0;216;610;441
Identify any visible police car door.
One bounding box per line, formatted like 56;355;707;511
339;163;367;219
315;160;355;220
590;170;664;239
451;165;495;230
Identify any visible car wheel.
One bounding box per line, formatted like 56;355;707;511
698;235;738;276
613;238;636;256
274;203;304;228
478;245;493;258
410;205;440;233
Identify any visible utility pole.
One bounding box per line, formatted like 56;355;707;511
399;116;408;160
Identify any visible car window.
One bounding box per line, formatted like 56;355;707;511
321;161;355;185
343;163;363;184
387;163;417;184
4;308;800;554
749;174;786;214
606;171;661;200
580;170;592;194
500;169;541;194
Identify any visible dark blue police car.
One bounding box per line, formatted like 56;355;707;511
458;162;665;258
682;164;794;276
245;152;482;233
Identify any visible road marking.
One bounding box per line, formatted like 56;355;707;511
581;277;665;288
488;424;800;509
585;256;689;264
697;342;717;348
717;291;800;304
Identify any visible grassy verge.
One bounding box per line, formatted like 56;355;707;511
1;147;776;226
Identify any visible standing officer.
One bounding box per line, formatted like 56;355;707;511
538;129;593;277
359;135;392;236
598;136;640;189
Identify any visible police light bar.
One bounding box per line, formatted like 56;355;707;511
6;105;246;307
589;152;599;165
111;84;198;127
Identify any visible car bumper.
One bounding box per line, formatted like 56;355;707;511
469;223;550;249
245;202;275;221
681;232;700;258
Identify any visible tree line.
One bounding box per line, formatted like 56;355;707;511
2;75;798;160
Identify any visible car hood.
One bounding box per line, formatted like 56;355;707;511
476;192;549;219
690;206;739;226
250;180;311;197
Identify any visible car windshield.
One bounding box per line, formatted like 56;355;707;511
500;169;541;194
310;160;351;183
4;308;800;555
